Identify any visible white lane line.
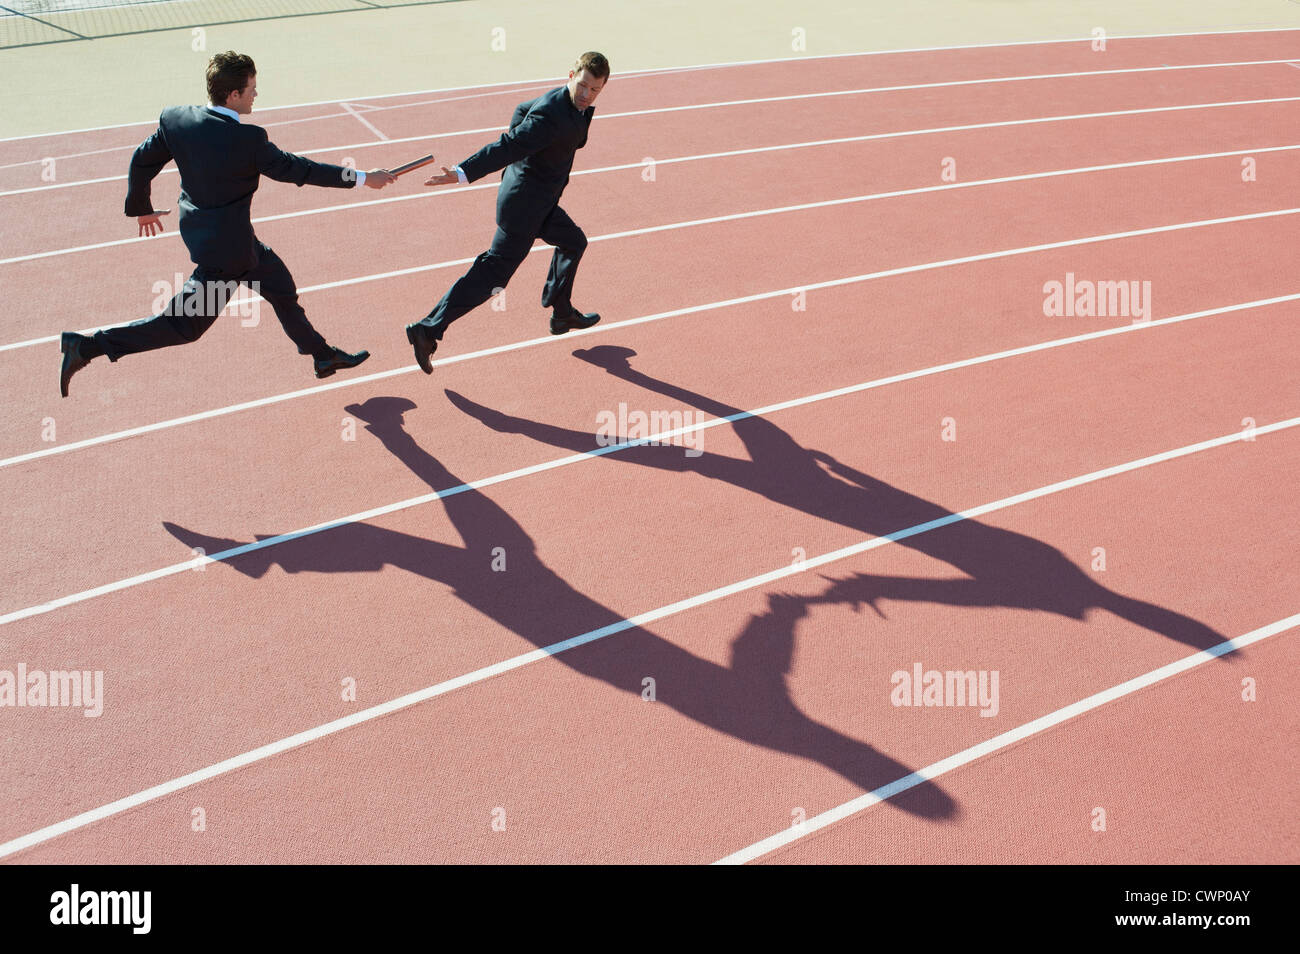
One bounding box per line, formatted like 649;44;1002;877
0;104;385;171
6;143;1295;355
339;102;389;142
1;417;1294;860
716;611;1300;865
5;59;1298;193
2;208;1298;472
3;286;1297;617
5;93;1299;261
293;94;1300;158
0;173;124;196
2;25;1298;143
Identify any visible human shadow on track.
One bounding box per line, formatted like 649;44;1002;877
445;345;1230;659
163;394;956;822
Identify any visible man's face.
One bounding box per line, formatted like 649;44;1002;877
567;68;605;111
226;74;258;115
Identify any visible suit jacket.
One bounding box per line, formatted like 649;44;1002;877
457;85;594;235
124;105;358;275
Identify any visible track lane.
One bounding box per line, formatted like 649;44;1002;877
753;630;1298;864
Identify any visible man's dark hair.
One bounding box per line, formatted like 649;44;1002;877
573;51;610;81
206;51;256;106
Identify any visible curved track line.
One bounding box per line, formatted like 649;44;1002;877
3;296;1296;618
2;25;1297;143
716;612;1300;864
5;95;1299;265
1;418;1294;860
4;57;1294;188
6;143;1296;355
2;208;1297;473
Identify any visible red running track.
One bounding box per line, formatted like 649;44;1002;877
0;30;1296;864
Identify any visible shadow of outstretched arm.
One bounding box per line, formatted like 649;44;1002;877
444;387;754;481
573;346;812;469
1096;590;1233;657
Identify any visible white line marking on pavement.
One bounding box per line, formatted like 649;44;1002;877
3;63;1298;194
340;102;389;142
2;209;1297;472
1;418;1294;859
1;26;1297;142
715;611;1300;864
3;291;1297;616
7;143;1295;355
5;94;1299;260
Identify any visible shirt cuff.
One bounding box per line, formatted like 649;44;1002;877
455;166;468;185
354;169;367;187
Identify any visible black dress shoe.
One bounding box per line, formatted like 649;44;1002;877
314;346;370;378
550;307;601;335
59;332;95;398
405;322;438;374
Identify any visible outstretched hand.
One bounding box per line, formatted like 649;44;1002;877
423;166;459;187
137;210;172;237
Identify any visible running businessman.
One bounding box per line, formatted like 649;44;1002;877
59;51;397;397
405;51;609;373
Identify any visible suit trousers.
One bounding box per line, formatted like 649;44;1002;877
420;203;587;337
95;241;329;361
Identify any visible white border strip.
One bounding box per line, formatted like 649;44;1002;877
716;611;1300;864
5;93;1300;262
1;26;1298;142
3;292;1298;620
0;416;1295;860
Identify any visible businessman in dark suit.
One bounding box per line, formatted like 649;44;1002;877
59;51;397;397
404;51;610;373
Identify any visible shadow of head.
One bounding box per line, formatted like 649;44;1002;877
572;344;637;372
344;396;419;429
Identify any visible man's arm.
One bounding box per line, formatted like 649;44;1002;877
124;122;172;217
255;133;394;189
448;109;557;185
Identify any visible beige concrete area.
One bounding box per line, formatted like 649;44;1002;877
2;0;1300;138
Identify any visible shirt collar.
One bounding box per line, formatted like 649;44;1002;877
207;104;241;123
